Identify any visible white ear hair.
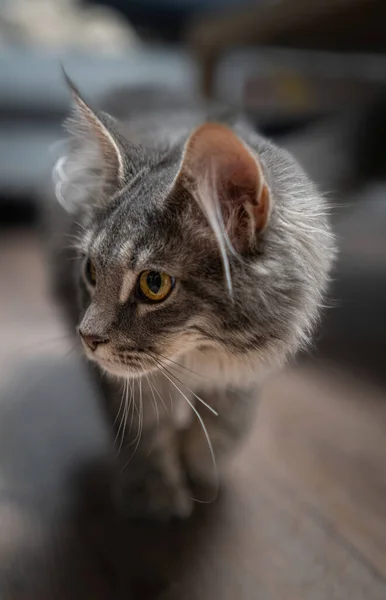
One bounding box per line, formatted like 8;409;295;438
177;122;271;295
53;155;71;212
54;70;126;213
67;88;125;185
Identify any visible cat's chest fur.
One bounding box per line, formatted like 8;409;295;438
181;345;276;390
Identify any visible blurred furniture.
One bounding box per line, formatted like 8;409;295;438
85;0;253;41
213;47;386;131
187;0;386;97
0;49;197;203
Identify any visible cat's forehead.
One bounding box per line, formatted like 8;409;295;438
85;158;173;241
86;196;186;275
89;218;160;269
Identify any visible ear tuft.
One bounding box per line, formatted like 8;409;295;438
54;69;126;213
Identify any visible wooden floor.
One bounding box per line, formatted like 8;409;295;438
0;230;386;599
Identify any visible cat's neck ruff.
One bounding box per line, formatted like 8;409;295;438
181;345;283;390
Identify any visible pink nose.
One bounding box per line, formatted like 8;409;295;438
79;331;109;352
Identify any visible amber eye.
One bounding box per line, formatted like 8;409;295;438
138;271;175;302
84;258;97;286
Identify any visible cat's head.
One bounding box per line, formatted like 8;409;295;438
54;76;335;383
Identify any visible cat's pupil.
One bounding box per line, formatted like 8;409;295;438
147;272;162;294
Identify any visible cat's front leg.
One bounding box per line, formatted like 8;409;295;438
116;423;193;521
113;378;193;521
180;386;258;488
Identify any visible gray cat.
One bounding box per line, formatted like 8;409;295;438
47;75;335;519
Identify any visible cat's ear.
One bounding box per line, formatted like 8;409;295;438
54;71;127;213
179;123;271;252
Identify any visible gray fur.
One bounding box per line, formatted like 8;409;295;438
47;83;335;519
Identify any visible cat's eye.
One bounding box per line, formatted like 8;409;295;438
85;258;97;286
138;270;175;302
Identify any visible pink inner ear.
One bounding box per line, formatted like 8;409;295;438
183;122;269;233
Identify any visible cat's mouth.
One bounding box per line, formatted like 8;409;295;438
80;332;196;379
99;359;149;378
84;347;161;378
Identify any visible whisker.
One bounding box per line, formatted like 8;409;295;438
145;375;160;457
152;357;218;417
146;374;160;428
122;378;143;458
115;379;128;454
156;365;218;503
140;384;144;446
149;373;170;416
119;379;129;452
113;380;125;429
148;348;210;381
122;379;144;469
193;162;233;297
127;379;135;437
168;391;174;415
121;379;131;452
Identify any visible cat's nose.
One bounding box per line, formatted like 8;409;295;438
79;330;109;351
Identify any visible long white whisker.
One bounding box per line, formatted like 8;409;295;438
149;348;210;381
127;378;136;437
117;379;129;454
193;162;233;297
125;378;144;466
176;378;218;416
149;373;170;417
121;385;139;470
213;188;247;267
113;380;125;430
130;378;143;450
144;375;161;457
157;366;218;501
153;358;218;417
146;374;159;428
114;379;126;447
169;391;174;415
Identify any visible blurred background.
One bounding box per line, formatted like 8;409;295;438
0;1;386;599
